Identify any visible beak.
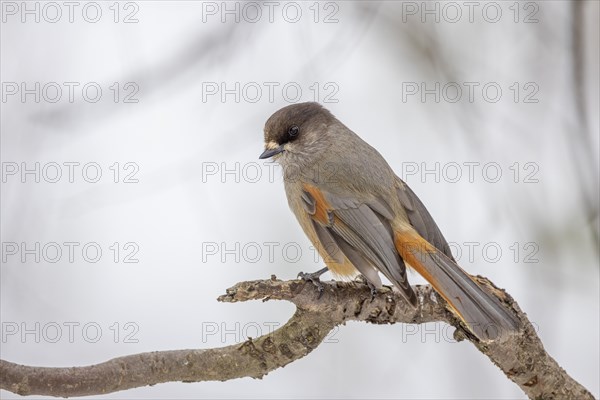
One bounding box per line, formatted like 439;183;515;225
259;145;285;159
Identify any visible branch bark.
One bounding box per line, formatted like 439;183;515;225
0;276;594;399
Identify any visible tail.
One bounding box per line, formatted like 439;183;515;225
394;230;520;341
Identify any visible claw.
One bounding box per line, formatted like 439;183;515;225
369;285;378;301
298;267;328;299
355;274;378;301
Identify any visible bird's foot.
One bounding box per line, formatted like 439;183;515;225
355;274;378;300
298;267;328;299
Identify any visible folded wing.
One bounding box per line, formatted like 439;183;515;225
301;183;417;307
396;178;455;260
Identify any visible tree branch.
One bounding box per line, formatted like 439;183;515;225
0;276;594;399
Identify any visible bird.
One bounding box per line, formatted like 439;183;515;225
258;102;519;341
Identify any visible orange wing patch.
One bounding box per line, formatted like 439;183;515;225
302;183;358;278
302;183;332;225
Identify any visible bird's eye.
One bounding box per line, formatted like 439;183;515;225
288;126;299;137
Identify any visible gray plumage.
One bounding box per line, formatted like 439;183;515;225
261;102;520;341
